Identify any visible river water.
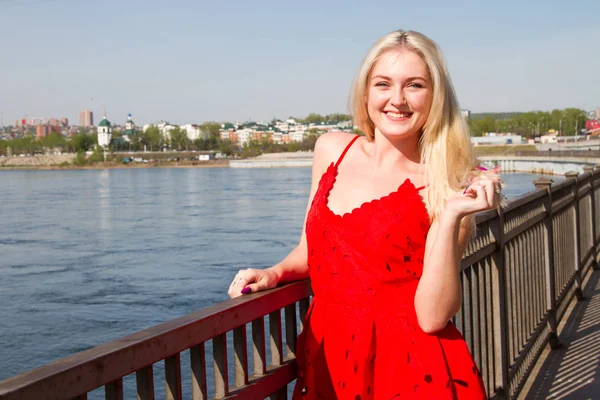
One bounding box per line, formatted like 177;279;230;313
0;167;562;396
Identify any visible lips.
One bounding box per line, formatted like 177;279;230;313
385;111;413;119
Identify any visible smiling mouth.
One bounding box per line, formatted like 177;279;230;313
385;111;413;119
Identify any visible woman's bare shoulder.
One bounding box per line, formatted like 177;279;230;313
313;132;361;164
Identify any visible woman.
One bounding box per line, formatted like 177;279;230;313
228;29;500;399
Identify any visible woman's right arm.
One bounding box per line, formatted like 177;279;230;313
228;133;341;298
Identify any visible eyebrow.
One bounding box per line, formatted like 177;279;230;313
371;75;427;81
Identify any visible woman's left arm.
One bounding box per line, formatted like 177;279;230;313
414;176;501;333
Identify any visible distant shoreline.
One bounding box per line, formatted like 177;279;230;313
0;159;230;171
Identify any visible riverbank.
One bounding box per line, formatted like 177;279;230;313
0;155;229;170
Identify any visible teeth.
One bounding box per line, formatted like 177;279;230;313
387;112;411;118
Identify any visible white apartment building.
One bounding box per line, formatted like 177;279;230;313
180;124;207;141
272;132;283;144
236;128;253;147
142;122;177;141
290;131;305;142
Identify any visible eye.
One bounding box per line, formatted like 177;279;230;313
407;82;424;89
374;81;390;87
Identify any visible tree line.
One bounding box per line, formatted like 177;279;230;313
469;108;589;137
0;122;320;158
288;113;353;125
1;108;590;158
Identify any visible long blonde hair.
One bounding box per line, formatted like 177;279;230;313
350;29;476;221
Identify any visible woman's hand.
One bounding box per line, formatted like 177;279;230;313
227;267;280;298
446;174;503;219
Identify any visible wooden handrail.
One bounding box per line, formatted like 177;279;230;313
0;281;311;399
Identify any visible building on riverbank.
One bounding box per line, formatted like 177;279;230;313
79;110;94;127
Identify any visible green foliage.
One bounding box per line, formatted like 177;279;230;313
70;132;96;152
169;126;189;151
129;131;142;151
0;139;8;156
5;135;41;155
235;134;319;159
295;113;353;125
73;149;87;165
241;140;263;158
468;108;588;137
88;147;105;163
471;112;525;120
141;126;162;152
287;141;302;152
39;132;67;151
194;135;220;150
199;122;221;139
219;139;239;156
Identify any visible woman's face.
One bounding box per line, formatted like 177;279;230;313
367;48;433;141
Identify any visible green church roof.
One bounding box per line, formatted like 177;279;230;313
99;118;111;127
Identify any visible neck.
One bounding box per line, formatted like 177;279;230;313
367;130;422;170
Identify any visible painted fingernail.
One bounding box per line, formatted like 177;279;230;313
241;287;251;294
478;166;488;171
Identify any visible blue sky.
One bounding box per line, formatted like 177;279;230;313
1;0;598;126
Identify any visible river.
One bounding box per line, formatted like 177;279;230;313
0;167;563;395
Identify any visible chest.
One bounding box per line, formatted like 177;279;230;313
307;177;431;284
326;168;424;218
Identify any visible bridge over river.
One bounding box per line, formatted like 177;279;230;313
1;167;600;400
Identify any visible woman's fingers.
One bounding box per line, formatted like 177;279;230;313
243;280;267;294
466;175;502;203
463;181;499;211
483;180;495;206
475;184;489;208
227;268;279;298
228;269;257;298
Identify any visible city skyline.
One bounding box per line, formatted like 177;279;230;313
1;0;599;126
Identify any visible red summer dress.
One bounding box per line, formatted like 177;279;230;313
292;135;487;399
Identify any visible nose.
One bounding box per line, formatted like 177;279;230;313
390;88;405;107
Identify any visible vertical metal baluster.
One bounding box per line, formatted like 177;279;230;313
190;343;208;400
491;208;509;400
299;298;310;331
136;365;155;400
509;239;518;362
233;324;249;388
472;263;482;372
270;310;283;367
534;178;560;350
479;260;489;392
213;333;229;398
285;304;298;360
269;387;288;400
516;234;525;353
463;268;473;355
165;353;182;400
105;378;123;400
252;317;267;377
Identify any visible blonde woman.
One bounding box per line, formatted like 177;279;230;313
228;29;500;399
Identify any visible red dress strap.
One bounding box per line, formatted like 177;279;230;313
334;135;360;168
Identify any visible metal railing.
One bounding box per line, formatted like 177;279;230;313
515;150;600;158
1;168;599;400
